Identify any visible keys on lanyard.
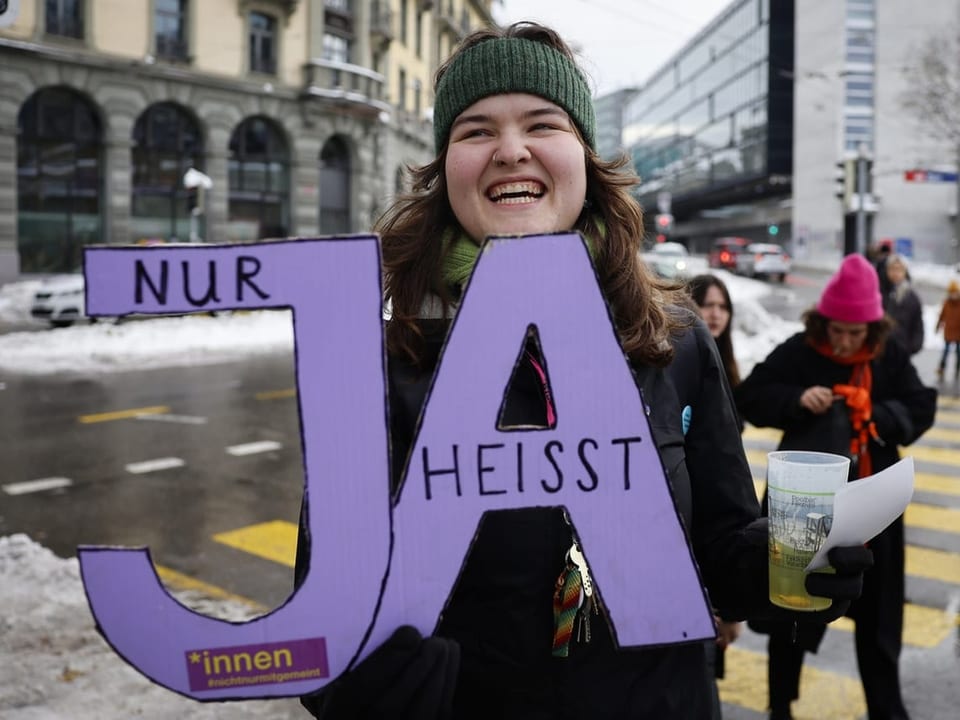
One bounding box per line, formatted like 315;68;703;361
568;543;597;643
552;541;601;656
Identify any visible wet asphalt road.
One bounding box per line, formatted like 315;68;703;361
1;263;957;719
0;353;306;610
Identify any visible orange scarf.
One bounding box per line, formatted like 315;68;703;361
810;340;879;477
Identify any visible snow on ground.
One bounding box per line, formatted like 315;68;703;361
1;255;957;718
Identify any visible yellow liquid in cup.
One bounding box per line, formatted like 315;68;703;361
768;538;834;611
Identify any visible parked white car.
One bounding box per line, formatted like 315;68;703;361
644;242;691;280
30;274;86;327
735;243;791;282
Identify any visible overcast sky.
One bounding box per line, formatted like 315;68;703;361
492;0;733;96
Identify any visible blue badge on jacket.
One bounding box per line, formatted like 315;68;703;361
681;405;692;435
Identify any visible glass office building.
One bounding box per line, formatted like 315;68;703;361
623;0;794;248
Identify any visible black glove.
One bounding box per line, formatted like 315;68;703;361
802;544;874;622
300;625;460;720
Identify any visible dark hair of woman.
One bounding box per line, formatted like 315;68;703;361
688;274;741;387
376;21;690;368
801;309;892;352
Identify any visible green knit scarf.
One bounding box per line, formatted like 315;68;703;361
441;226;602;291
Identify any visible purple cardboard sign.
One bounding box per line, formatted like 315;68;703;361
79;238;391;700
78;234;713;702
365;234;713;653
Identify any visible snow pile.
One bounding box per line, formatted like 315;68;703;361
0;310;295;375
0;534;302;719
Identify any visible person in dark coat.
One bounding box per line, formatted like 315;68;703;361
882;254;924;356
935;280;960;380
734;254;937;720
688;273;744;718
295;23;874;720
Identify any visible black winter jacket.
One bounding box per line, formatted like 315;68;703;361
883;284;924;356
734;332;936;470
298;312;769;719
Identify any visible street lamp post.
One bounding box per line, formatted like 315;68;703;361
854;142;870;256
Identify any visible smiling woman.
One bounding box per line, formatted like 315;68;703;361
294;20;873;720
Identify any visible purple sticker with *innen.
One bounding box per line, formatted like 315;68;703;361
186;637;328;692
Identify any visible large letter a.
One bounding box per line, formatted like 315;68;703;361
366;233;714;655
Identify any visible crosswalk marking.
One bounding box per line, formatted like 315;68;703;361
78;405;170;424
717;645;866;719
125;457;185;474
225;440;283;456
213;520;298;566
935;409;960;424
914;472;960;497
156;565;267;612
904;503;960;535
829;602;960;648
255;388;296;401
906;545;960;585
2;477;72;495
135;413;208;425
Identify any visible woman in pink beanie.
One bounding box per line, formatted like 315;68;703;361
734;254;936;720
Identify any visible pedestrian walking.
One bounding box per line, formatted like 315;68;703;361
936;280;960;381
734;254;937;720
688;273;745;719
295;23;874;719
688;274;740;390
882;254;923;355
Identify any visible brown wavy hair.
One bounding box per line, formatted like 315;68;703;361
377;22;689;366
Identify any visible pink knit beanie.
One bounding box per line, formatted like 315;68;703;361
816;254;883;323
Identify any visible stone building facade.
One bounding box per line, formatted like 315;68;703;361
0;0;493;283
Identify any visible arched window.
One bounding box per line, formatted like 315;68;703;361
228;116;289;241
131;102;204;242
17;87;103;272
319;137;351;234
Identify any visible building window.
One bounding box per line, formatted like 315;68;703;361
400;0;408;44
325;0;350;11
249;11;277;75
16;87;102;272
155;0;189;61
319;137;351;234
397;68;406;110
413;78;422;117
228;117;290;242
131;102;204;243
322;32;349;63
46;0;84;39
415;10;423;58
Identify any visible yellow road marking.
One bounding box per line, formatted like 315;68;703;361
907;545;960;585
921;426;960;442
905;503;960;534
745;444;960;480
156;564;268;612
829;601;960;648
255;388;296;400
906;444;960;466
78;405;169;424
914;472;960;497
213;520;298;567
935;409;960;424
719;645;866;719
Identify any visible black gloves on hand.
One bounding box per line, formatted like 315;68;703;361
300;625;461;720
803;544;874;622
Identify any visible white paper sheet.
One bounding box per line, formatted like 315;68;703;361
805;457;915;571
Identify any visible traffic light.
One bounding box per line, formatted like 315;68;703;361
654;213;674;242
768;224;779;237
834;158;855;208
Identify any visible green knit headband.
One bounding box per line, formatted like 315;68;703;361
433;37;596;153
